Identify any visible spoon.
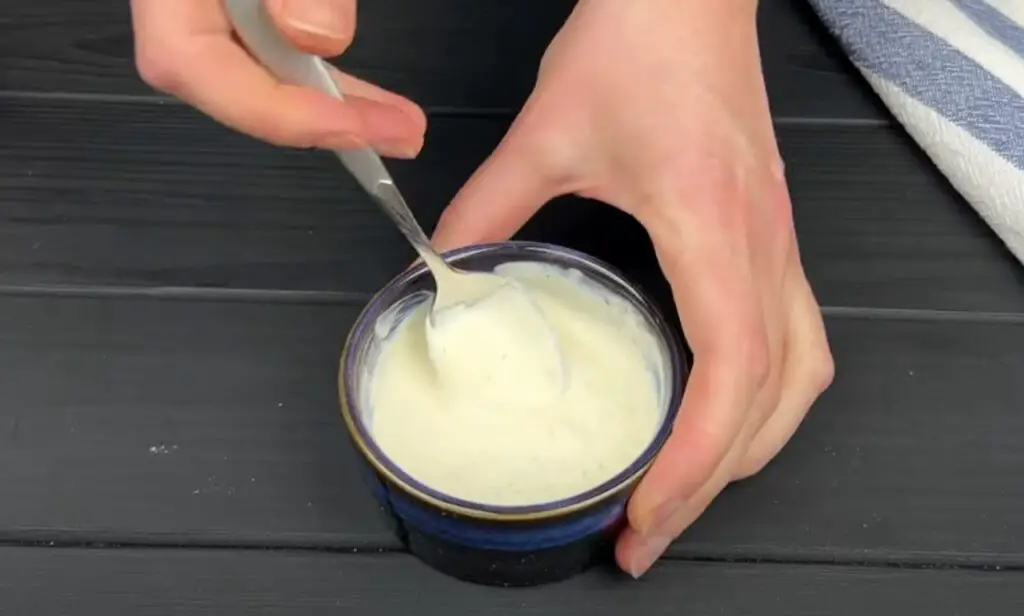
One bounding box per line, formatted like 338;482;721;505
225;0;567;395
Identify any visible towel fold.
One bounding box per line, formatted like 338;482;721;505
805;0;1024;264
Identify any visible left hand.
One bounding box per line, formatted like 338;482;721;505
131;0;426;158
431;0;834;577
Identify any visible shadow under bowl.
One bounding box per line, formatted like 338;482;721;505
338;241;687;587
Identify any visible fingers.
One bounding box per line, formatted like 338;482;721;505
616;445;738;576
628;347;755;524
618;250;833;578
617;343;759;579
614;200;775;577
329;67;427;157
628;207;767;522
734;268;834;480
264;0;357;57
131;0;424;157
430;125;557;252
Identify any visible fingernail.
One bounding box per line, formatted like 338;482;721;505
627;534;673;579
644;498;685;535
274;0;349;40
372;139;421;159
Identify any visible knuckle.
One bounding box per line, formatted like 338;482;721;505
513;138;578;197
523;127;570;172
808;344;836;396
509;102;584;191
793;309;836;398
135;49;183;94
733;450;772;481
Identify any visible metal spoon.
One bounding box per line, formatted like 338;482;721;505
224;3;569;399
224;0;518;315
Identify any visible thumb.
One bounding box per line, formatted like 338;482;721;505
264;0;357;58
431;132;556;252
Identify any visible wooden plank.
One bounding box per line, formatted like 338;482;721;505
782;124;1024;314
0;0;884;120
759;0;888;120
1;548;1021;614
0;296;393;546
1;98;1021;313
678;314;1024;565
1;293;1023;566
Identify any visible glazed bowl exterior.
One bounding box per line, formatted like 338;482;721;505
338;241;687;586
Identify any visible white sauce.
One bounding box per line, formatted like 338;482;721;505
364;261;667;507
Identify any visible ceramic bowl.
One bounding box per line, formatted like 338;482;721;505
338;241;687;587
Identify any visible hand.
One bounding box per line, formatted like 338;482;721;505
130;0;426;158
430;0;835;577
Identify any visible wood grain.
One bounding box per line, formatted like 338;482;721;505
0;0;885;120
1;98;1020;312
1;293;1022;566
1;548;1021;615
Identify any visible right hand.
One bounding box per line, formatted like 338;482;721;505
130;0;427;158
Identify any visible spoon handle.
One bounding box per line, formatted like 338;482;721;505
223;0;436;255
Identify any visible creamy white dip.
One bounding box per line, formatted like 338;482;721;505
365;261;666;506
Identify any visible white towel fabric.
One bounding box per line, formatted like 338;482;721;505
806;0;1024;264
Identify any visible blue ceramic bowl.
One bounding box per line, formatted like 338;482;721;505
338;241;687;587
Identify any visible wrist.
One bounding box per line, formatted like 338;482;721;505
671;0;758;20
662;0;759;37
575;0;757;18
573;0;758;40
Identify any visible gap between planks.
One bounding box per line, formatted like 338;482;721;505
0;89;890;126
0;531;1023;573
0;283;1022;323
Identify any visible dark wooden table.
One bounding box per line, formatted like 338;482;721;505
2;1;1023;613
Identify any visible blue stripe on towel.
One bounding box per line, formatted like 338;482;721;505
954;0;1024;57
807;0;1024;170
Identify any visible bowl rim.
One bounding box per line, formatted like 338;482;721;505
338;240;687;521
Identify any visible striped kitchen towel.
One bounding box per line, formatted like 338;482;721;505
805;0;1024;264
